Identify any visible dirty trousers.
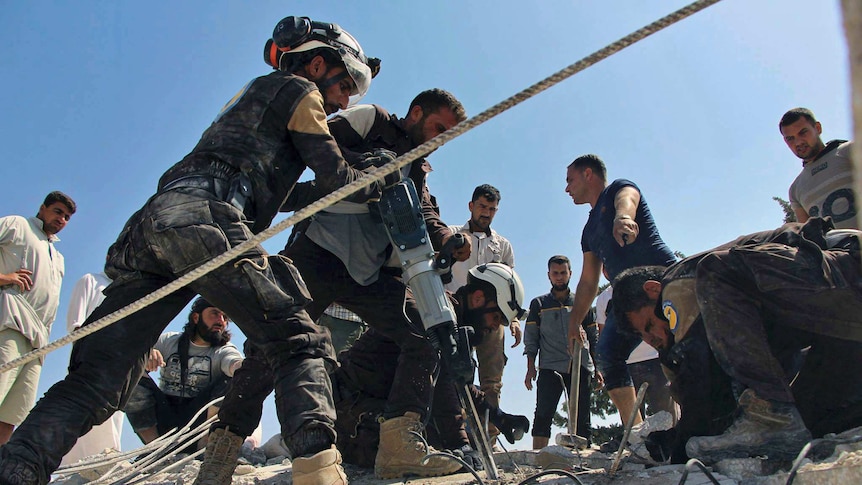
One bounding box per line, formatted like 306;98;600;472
217;232;439;438
0;190;335;485
696;242;862;403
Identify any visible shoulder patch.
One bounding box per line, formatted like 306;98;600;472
287;91;330;135
660;278;700;341
214;80;254;123
662;300;678;332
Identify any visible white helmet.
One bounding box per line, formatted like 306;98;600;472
267;16;378;100
468;263;527;324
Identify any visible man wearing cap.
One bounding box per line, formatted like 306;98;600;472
124;297;243;448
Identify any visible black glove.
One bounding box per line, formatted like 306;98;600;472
451;444;483;471
431;324;475;386
644;428;676;463
358;148;400;188
495;412;530;444
434;233;466;284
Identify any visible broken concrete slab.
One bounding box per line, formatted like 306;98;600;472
713;457;783;481
755;450;862;485
47;428;862;485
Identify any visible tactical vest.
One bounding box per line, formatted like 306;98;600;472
159;72;318;233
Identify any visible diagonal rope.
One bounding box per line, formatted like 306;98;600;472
0;0;722;375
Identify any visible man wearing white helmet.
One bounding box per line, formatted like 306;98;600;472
203;89;470;480
0;16;382;485
446;184;518;445
332;262;530;475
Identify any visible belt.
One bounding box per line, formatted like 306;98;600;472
162;175;231;200
161;174;252;215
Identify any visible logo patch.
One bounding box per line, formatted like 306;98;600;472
662;300;678;332
214;80;253;123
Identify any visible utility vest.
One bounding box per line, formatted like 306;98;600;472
159;72;339;233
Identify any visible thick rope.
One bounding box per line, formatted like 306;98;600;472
0;0;721;375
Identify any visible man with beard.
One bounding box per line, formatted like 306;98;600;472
524;255;598;449
780;107;856;228
0;191;76;445
0;16;381;485
201;88;471;481
611;218;862;463
124;297;243;448
446;184;517;445
333;263;530;473
564;154;676;431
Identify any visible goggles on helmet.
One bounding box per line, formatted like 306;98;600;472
270;17;376;99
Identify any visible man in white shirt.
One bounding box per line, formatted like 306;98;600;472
0;191;76;444
61;272;124;465
446;184;517;442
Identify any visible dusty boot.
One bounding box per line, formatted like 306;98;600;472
193;427;244;485
686;389;811;463
374;412;462;479
292;445;347;485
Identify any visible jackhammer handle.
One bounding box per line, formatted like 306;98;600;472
435;233;466;283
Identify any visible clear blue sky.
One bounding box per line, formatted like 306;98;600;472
0;1;852;453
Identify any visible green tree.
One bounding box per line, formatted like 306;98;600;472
773;196;797;223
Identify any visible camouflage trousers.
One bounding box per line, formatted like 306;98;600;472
696;242;862;404
215;232;439;448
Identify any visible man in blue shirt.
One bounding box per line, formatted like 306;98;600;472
564;154;676;429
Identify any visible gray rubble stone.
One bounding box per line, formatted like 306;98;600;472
714;457;781;480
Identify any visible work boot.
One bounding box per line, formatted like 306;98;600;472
374;412;462;479
193;427;244;485
292;445;347;485
686;389;811;463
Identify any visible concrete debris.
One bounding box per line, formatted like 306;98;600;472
627;411;675;447
259;433;291;461
713;457;783;481
47;426;862;485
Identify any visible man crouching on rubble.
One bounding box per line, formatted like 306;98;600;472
611;217;862;464
332;263;530;476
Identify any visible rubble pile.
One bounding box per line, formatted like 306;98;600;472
49;427;862;485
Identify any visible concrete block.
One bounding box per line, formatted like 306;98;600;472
628;411;675;447
714;457;781;480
